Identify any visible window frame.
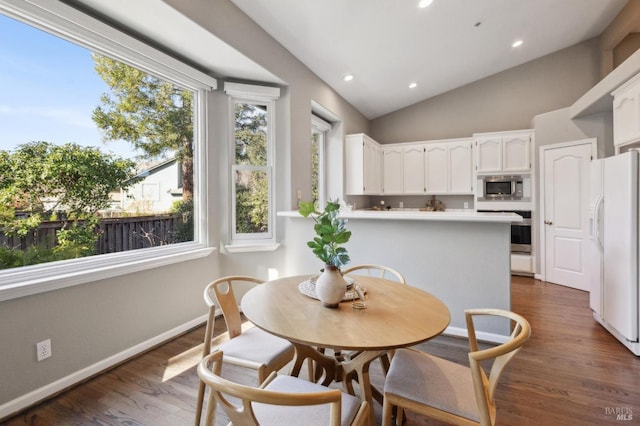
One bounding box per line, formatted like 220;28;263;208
311;114;331;209
224;83;280;249
0;0;216;302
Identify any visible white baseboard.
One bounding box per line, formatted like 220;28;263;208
0;313;208;420
443;326;509;344
534;273;543;281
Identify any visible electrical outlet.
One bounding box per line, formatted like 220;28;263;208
464;201;469;209
37;339;52;361
399;201;404;208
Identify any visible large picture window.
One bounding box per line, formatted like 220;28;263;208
0;0;215;299
225;83;279;246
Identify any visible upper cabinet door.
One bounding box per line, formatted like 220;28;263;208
345;133;382;195
476;137;502;173
403;145;425;194
425;143;448;193
383;146;403;194
612;73;640;147
363;137;382;194
503;134;531;172
449;140;473;193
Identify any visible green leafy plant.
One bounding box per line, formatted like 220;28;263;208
298;200;351;268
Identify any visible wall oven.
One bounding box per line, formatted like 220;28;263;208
478;210;532;254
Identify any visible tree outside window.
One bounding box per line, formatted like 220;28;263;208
0;14;199;270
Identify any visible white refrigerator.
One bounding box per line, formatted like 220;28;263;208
589;150;640;355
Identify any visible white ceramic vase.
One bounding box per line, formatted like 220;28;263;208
315;265;346;308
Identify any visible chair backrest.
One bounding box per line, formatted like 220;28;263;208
465;308;531;426
197;351;354;426
202;276;264;355
342;264;406;284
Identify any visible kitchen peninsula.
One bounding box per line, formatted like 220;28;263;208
277;209;521;342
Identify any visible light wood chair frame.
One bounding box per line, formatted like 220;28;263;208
382;308;531;426
197;351;370;426
195;276;295;426
342;264;406;285
334;264;406;377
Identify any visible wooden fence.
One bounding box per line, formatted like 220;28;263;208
0;214;183;254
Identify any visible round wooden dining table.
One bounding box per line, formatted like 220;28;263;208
241;274;451;423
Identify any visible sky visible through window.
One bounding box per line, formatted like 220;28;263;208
0;14;139;159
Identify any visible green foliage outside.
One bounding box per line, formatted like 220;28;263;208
0;142;138;269
298;200;351;268
234;103;269;234
171;199;194;242
91;54;195;202
311;132;320;208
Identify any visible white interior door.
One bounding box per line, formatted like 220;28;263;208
542;141;593;290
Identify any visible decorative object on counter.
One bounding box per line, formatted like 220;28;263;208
420;195;446;212
380;200;391;210
298;200;352;308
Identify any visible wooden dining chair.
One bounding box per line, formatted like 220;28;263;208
342;264;406;284
337;264;407;375
381;308;531;426
195;276;296;426
197;351;370;426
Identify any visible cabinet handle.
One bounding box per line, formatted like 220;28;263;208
544;220;553;225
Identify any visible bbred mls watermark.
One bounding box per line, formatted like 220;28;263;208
605;407;633;421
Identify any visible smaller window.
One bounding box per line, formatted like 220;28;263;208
311;114;331;209
225;83;279;246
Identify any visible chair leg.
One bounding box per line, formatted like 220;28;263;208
382;398;394;426
195;380;206;426
379;352;391;375
396;407;405;426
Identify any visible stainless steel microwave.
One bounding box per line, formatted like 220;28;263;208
477;175;530;201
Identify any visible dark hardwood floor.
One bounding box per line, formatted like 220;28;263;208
4;276;640;425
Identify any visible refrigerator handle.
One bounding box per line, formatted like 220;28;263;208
594;195;604;251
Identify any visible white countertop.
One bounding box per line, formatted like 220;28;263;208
278;209;522;223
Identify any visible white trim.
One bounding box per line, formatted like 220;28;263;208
0;313;209;420
228;91;278;246
0;245;215;302
224;82;280;100
311;114;332;132
0;0;217;90
443;325;509;344
222;242;280;253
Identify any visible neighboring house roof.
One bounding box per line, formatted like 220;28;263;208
132;157;177;180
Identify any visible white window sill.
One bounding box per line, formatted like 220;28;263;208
0;243;215;302
222;242;280;253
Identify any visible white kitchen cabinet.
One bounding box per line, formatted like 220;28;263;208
503;133;531;172
426;139;474;194
475;137;502;173
425;144;448;193
612;72;640;148
345;133;381;195
403;144;425;194
474;130;532;173
448;140;474;193
382;145;403;194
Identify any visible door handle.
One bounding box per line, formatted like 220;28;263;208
544;220;553;225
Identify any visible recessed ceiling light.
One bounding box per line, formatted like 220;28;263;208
409;82;418;89
343;74;354;82
512;40;523;48
418;0;433;8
